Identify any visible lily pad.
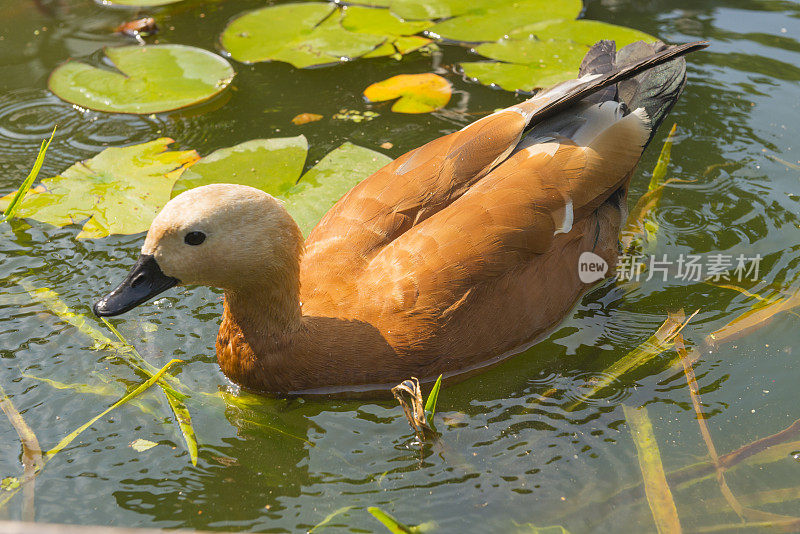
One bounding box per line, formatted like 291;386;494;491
0;139;199;239
460;22;657;92
283;143;391;235
429;0;583;42
520;19;658;47
364;73;452;113
48;45;234;114
0;135;391;239
221;3;434;67
222;3;384;67
175;138;392;235
341;6;432;36
171;137;308;197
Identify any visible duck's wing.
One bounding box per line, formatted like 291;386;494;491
358;105;650;323
303;40;706;275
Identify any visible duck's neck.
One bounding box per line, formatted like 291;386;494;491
217;277;305;391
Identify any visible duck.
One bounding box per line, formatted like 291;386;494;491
93;39;708;395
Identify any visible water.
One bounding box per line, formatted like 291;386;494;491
1;0;799;531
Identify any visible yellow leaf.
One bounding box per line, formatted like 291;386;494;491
291;113;323;125
364;73;451;114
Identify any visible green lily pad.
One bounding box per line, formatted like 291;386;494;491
518;19;658;47
429;0;582;42
0;139;199;239
461;61;575;92
341;6;432;36
0;136;390;239
283;143;391;235
48;45;234;114
171;137;308;198
460;21;657;92
221;3;386;67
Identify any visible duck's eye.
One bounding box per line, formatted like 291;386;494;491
184;231;206;246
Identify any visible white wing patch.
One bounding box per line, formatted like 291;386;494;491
553;198;574;235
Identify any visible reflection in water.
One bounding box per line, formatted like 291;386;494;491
1;0;799;530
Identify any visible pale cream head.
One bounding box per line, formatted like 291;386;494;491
142;184;304;291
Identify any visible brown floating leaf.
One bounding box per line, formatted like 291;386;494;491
116;17;158;37
380;142;393;149
364;73;451;114
291;113;323;125
706;288;800;347
622;405;682;533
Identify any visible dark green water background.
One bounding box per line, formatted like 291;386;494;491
1;0;799;531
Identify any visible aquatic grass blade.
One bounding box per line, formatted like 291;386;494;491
45;359;183;459
165;393;198;466
367;506;434;533
705;289;800;347
19;281;186;398
0;359;181;509
309;505;354;532
649;123;677;191
2;126;55;222
423;374;442;427
675;335;745;520
622;405;682;533
0;383;42;520
18;282;198;462
100;317;187;399
565;310;697;411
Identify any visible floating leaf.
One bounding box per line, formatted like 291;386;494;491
171;137;308;198
283;142;391;235
521;19;657;47
341;6;432;36
130;438;158;452
2;127;55;222
0;139;199;238
48;45;234;114
623;405;682;533
115;17;158;38
462;39;586;91
222;3;384;68
429;0;582;42
291;113;324;125
364;74;451;113
460;20;656;92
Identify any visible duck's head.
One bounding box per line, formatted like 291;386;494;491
93;184;303;317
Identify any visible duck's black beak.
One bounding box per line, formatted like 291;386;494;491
93;254;180;317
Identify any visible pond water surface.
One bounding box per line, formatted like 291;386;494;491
1;0;800;532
